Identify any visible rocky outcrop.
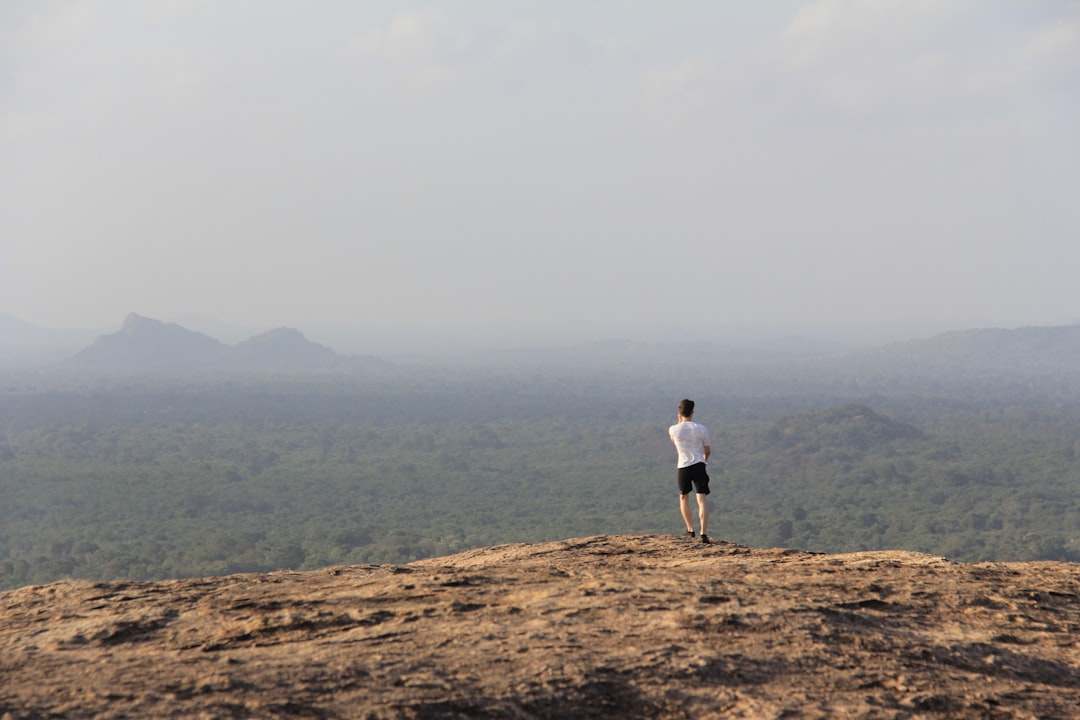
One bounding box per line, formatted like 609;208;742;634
2;534;1079;718
67;314;346;371
70;313;228;370
227;327;338;369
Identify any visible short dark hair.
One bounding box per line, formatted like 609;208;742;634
678;398;695;417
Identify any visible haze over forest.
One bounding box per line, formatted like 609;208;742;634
2;1;1078;351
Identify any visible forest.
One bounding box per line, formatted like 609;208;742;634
2;349;1080;591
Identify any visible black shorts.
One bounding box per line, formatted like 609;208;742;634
677;462;710;495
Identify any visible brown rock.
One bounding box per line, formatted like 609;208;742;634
2;534;1080;718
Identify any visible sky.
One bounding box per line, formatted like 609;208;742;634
2;1;1078;350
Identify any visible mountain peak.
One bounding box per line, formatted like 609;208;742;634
229;327;338;369
257;326;305;340
72;314;227;370
120;312;159;333
68;315;345;371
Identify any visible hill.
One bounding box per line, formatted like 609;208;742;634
0;313;94;366
3;535;1079;719
68;314;351;371
226;327;338;369
0;313;52;346
850;324;1080;375
765;403;924;451
71;313;228;370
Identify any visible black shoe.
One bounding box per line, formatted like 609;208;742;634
700;534;710;544
686;530;696;538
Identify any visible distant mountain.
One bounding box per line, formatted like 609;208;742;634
227;327;338;369
0;313;45;345
42;316;1080;375
845;324;1080;375
0;313;96;367
71;313;228;370
66;314;367;371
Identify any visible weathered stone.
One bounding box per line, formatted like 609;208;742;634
2;534;1079;719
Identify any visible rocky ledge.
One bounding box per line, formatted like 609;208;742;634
3;534;1080;719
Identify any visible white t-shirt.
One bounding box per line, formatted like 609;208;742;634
668;421;710;469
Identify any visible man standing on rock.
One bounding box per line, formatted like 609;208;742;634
669;398;712;544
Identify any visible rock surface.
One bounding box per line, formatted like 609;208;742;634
3;534;1080;719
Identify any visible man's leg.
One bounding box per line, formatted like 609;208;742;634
679;493;694;533
696;492;709;537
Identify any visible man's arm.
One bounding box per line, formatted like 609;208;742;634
704;444;711;461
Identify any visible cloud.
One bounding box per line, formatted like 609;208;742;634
641;57;719;130
340;7;625;96
341;8;477;88
764;0;1080;124
764;0;974;116
779;0;964;60
1013;6;1080;92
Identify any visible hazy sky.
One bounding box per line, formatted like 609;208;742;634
2;1;1078;346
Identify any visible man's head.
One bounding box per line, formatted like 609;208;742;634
678;398;695;419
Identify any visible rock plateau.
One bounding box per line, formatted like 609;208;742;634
3;534;1080;719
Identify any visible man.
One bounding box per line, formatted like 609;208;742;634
668;398;712;544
